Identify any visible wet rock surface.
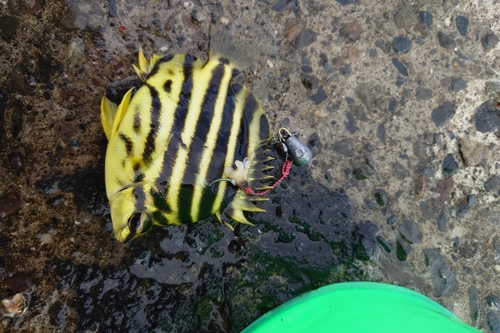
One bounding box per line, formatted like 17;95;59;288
0;0;500;332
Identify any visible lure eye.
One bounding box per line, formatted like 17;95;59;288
128;213;143;233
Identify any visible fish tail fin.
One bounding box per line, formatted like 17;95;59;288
209;23;268;70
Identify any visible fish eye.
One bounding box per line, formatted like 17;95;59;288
128;213;143;233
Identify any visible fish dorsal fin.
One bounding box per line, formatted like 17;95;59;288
100;88;133;140
133;48;162;82
209;24;271;71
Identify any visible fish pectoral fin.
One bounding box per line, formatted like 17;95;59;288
100;96;117;140
101;88;133;140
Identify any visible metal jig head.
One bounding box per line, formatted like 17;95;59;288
278;128;312;166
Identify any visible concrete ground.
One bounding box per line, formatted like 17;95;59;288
1;0;500;331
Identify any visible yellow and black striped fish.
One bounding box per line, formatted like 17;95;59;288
101;32;273;242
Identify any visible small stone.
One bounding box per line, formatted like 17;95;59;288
442;154;459;176
331;139;354;157
437;209;446;231
484;177;500;191
474;100;500;133
3;275;31;293
455;16;469;36
0;16;19;39
373;190;387;207
438;31;456;49
376;236;392;253
8;152;24;172
482;32;499;51
458;138;484;166
10;63;31;95
395;76;405;86
488;312;500;333
339;64;351;76
467;195;477;208
468;286;479;326
431;101;455;127
368;49;377;57
311;86;327;105
0;188;21;219
485;81;500;97
416;22;430;36
308;132;320;156
419;11;433;26
11;105;23;139
423;249;458;297
300;65;312;73
300;73;318;90
353;167;368;180
376;123;385;140
434;178;454;205
272;0;298;11
364;199;378;210
284;25;301;42
450;78;467;92
396;240;408;261
191;10;207;24
8;0;43;15
393;162;409;180
487;295;500;310
354;83;372;112
420;201;438;221
344;111;357;134
108;0;117;17
399;220;423;244
387;215;397;225
57;10;78;31
415;87;433;100
392;36;412;54
67;36;85;68
394;6;416;29
391;58;408;76
339;21;361;43
295;28;317;49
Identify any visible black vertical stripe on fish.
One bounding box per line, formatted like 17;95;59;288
182;63;226;186
148;54;175;79
178;186;196;222
234;91;260;162
198;87;238;218
142;84;161;163
118;132;134;157
156;56;195;191
258;113;270;142
133;186;146;213
205;89;236;182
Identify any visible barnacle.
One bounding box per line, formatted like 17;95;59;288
1;293;27;318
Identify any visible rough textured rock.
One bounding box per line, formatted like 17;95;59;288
423;249;458;297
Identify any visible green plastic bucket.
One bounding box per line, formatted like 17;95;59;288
242;282;481;333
